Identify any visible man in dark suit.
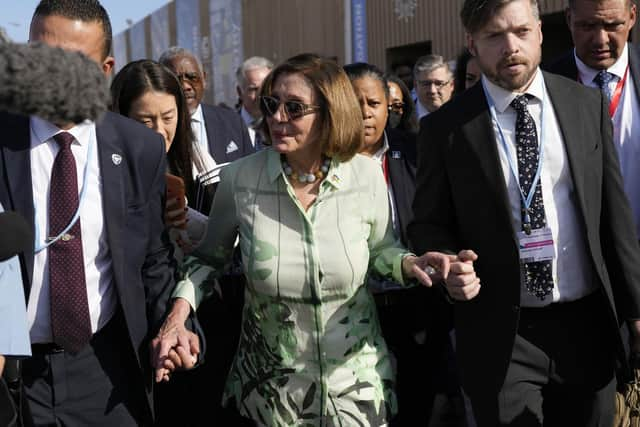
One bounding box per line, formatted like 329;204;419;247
236;56;273;150
546;0;640;240
159;47;253;165
0;1;200;425
410;0;640;425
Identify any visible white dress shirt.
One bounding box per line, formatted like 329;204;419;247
28;117;116;343
240;106;259;148
482;70;597;306
370;132;399;236
415;98;430;121
190;104;217;174
575;43;640;238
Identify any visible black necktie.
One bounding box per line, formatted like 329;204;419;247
510;95;554;300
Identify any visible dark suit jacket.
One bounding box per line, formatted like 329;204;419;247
409;72;640;396
201;104;253;163
546;43;640;97
0;111;181;414
386;127;417;248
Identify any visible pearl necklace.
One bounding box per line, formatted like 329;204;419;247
281;156;331;184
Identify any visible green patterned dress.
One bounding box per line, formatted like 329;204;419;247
173;149;412;426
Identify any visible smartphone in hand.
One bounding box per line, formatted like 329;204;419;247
165;173;187;229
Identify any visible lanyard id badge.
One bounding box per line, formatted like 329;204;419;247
518;226;555;263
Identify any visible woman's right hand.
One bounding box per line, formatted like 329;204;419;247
165;197;188;229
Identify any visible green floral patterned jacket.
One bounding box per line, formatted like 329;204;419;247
174;149;412;426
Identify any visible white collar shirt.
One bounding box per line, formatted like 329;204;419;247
482;70;596;306
370;132;399;237
240;107;258;148
28;117;116;343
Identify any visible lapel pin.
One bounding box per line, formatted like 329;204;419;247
391;151;401;159
111;154;122;165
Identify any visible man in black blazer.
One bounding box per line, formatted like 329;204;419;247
159;47;253;165
546;0;640;240
410;0;640;425
0;1;200;425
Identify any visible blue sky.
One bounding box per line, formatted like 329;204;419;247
1;0;171;42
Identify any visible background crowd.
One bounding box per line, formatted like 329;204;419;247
1;0;640;426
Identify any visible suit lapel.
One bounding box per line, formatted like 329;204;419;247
202;105;226;163
543;72;588;219
1;114;35;290
95;117;126;296
628;45;640;101
461;85;514;227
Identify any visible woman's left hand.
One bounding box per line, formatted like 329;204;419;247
402;252;453;286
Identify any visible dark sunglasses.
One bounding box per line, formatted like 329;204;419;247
389;102;405;113
260;96;320;121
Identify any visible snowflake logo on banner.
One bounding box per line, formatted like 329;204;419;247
393;0;417;21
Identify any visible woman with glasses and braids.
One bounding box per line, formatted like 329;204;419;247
167;53;477;426
385;73;419;134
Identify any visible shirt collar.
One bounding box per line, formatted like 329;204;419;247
266;148;344;189
240;107;256;127
575;42;629;83
191;104;204;123
30;116;94;149
371;131;390;163
481;67;545;114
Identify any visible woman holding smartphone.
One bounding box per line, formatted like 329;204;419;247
110;59;212;246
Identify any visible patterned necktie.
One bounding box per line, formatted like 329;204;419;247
510;95;554;300
593;70;615;101
49;132;92;353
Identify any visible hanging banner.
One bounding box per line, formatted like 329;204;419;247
150;6;170;61
129;20;147;61
351;0;368;62
176;0;200;55
210;0;244;107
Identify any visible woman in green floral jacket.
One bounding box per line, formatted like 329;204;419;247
168;53;478;426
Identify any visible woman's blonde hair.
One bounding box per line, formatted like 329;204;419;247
258;53;363;162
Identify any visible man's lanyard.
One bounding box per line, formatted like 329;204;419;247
579;65;629;118
482;78;547;233
33;130;95;253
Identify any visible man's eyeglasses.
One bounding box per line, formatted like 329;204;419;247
389;102;405;113
175;72;202;84
418;79;452;90
260;96;320;121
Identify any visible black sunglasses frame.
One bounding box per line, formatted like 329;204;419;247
260;96;320;121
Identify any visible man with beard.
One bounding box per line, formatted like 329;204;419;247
547;0;640;240
409;0;640;425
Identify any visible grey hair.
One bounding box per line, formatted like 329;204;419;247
236;56;274;86
413;54;452;79
158;46;204;74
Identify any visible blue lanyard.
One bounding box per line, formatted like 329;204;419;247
482;78;546;229
34;129;96;253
